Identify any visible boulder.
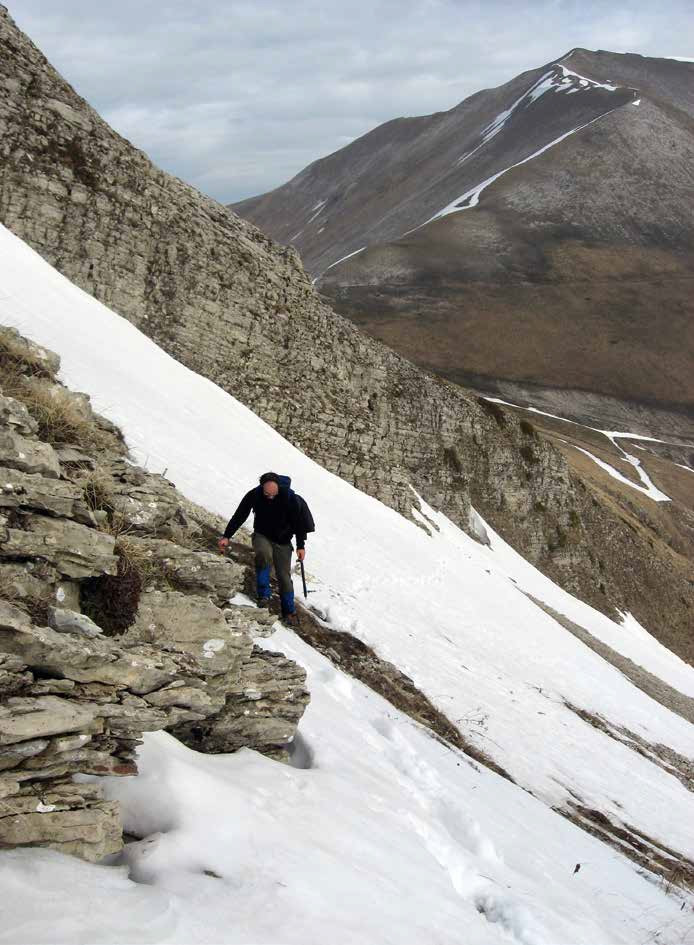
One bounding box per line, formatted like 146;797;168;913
174;646;310;760
0;432;61;479
223;602;277;637
0;695;100;746
100;460;183;533
54;445;97;469
127;589;253;678
0;393;38;437
0;781;121;862
0;652;31;698
0;514;117;578
143;682;217;715
0;561;56;602
0;737;49;771
0;465;94;522
123;536;244;603
0;609;204;697
47;606;102;638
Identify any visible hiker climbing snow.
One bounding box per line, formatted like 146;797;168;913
218;472;315;625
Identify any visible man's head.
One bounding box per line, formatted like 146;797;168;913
259;471;279;500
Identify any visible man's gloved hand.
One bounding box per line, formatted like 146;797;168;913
218;537;230;554
296;548;305;562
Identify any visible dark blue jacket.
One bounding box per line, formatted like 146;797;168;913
224;485;307;548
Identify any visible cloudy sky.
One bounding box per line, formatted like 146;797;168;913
10;1;694;204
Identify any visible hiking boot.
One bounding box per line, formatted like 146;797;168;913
256;596;271;609
282;611;299;628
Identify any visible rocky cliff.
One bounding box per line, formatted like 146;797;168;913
0;327;309;860
0;6;692;659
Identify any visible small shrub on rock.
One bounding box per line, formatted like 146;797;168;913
80;550;143;635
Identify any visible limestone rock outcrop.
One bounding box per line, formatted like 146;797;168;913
0;328;309;860
173;645;311;761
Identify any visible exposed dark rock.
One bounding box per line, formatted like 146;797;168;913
560;802;694;894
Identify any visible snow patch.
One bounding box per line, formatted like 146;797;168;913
557;64;620;91
307;200;327;223
455;65;622;169
570;444;669;501
228;592;257;607
202;638;226;658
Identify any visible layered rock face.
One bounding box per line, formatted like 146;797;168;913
0;328;309;860
0;7;691;657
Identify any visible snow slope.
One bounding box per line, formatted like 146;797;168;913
1;223;693;943
3;634;692;945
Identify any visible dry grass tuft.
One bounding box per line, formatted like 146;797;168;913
114;535;171;587
0;329;55;381
80;468;114;516
18;378;108;448
1;335;108;449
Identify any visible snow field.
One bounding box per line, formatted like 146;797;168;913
2;630;692;944
1;222;693;943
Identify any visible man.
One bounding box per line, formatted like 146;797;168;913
218;472;310;625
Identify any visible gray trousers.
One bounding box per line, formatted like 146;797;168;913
252;532;293;595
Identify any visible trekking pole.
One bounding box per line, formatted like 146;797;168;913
300;559;313;597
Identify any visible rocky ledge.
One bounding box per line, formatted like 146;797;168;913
0;327;309;860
